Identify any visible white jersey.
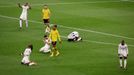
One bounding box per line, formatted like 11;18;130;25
21;48;31;64
44;39;51;48
68;31;79;39
23;48;31;56
118;44;128;57
20;5;29;20
40;38;51;53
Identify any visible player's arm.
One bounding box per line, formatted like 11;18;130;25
43;39;45;43
57;31;61;43
126;45;129;56
42;9;44;15
28;4;31;9
21;52;24;56
20;50;25;56
48;9;51;17
49;31;52;39
18;3;22;8
118;45;121;56
46;39;50;45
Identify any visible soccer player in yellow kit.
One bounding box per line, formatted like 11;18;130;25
42;5;51;34
49;25;61;57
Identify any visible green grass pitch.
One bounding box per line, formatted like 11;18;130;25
0;0;134;75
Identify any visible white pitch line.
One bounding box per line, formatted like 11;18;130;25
3;14;134;41
0;14;134;47
60;35;115;46
61;36;134;47
59;25;134;40
0;14;134;40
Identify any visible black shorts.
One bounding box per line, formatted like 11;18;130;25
52;41;57;47
68;39;74;42
43;19;50;24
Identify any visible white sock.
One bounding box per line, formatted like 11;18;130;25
124;59;127;68
26;20;28;28
120;59;123;67
20;20;22;28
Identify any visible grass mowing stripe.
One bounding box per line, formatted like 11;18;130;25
31;1;122;6
0;0;131;7
0;14;134;47
61;36;134;47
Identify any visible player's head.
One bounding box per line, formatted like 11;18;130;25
44;5;48;9
25;2;29;6
52;24;57;30
121;40;125;45
44;35;48;39
27;44;33;50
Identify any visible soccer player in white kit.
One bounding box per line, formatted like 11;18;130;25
18;3;31;29
21;44;36;66
118;40;128;70
67;31;82;42
39;35;51;53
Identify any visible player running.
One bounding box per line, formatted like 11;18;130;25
39;35;51;53
118;40;128;70
18;3;31;29
67;31;82;42
42;5;51;34
21;44;37;66
49;25;61;57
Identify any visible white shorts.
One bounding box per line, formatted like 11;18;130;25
20;13;27;20
21;56;30;64
119;52;127;57
39;45;51;53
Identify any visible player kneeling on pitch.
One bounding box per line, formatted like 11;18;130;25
39;35;51;53
67;31;82;42
118;40;128;70
21;44;37;66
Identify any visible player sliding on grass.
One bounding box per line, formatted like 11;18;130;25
42;5;51;34
118;40;128;70
21;44;37;66
18;3;31;29
49;25;61;57
39;35;51;53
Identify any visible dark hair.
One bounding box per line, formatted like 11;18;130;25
28;44;33;50
53;24;57;28
121;40;125;45
44;35;47;38
44;4;48;6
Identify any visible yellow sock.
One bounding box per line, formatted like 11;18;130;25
50;48;54;57
55;50;60;56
